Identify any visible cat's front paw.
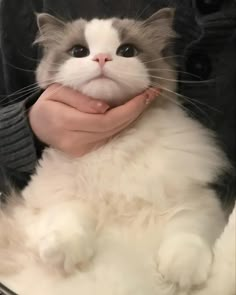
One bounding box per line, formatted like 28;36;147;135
157;234;212;289
39;228;95;274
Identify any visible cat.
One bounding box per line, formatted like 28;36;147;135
0;8;228;295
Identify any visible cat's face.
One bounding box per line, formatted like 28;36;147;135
36;9;176;106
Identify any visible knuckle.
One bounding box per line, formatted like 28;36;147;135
45;83;60;95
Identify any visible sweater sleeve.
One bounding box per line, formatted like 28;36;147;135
0;100;38;173
0;0;44;190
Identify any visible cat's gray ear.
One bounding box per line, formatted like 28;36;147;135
144;8;175;27
37;13;65;32
143;7;176;51
143;8;176;59
35;13;66;46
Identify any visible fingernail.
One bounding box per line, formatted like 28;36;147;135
151;88;161;95
92;101;110;113
145;91;156;105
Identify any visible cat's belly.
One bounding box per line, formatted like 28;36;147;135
0;228;175;295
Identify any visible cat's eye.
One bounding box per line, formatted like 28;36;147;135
116;44;139;58
70;45;90;58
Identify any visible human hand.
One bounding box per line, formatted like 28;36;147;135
29;84;158;157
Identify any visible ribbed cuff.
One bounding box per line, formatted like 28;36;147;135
0;102;37;172
24;89;46;159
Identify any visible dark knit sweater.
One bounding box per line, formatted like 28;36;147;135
0;0;235;206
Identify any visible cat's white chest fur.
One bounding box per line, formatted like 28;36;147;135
24;103;225;208
0;103;226;295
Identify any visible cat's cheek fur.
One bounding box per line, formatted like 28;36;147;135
55;57;150;104
55;58;100;90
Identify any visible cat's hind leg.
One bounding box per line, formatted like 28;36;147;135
156;189;225;290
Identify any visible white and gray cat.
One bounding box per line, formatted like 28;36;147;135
0;8;228;295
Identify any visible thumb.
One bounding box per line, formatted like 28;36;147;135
110;88;160;123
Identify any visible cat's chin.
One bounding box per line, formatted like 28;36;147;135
79;79;139;107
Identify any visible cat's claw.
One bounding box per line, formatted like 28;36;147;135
39;229;95;273
156;234;213;289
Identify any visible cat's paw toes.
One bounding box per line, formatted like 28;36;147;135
39;230;95;273
157;234;212;289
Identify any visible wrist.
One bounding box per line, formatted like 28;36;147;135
25;90;46;158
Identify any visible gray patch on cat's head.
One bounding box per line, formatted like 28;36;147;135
112;8;176;89
35;13;88;87
35;13;88;48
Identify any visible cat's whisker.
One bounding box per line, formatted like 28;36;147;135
112;62;202;80
0;83;42;103
134;2;153;21
156;84;221;115
19;52;41;63
158;91;197;117
109;68;220;114
110;67;215;85
154;80;220;115
160;91;212;122
51;69;220;116
0;75;75;105
151;82;215;121
0;79;54;104
145;74;214;84
3;61;36;73
107;68;219;116
178;95;221;113
0;89;40;106
22;84;67;114
149;69;203;80
119;3;154;34
142;55;185;65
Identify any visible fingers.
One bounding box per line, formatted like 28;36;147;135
104;88;160;127
98;89;161;136
44;84;110;114
30;83;161;157
64;88;160;133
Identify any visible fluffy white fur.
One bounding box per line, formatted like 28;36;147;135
2;205;235;295
0;15;235;295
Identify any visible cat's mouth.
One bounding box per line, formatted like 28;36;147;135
79;71;143;106
89;73;117;84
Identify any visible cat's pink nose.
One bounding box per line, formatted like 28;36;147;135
93;53;112;67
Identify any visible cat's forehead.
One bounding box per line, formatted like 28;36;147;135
84;19;121;52
68;18;139;51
